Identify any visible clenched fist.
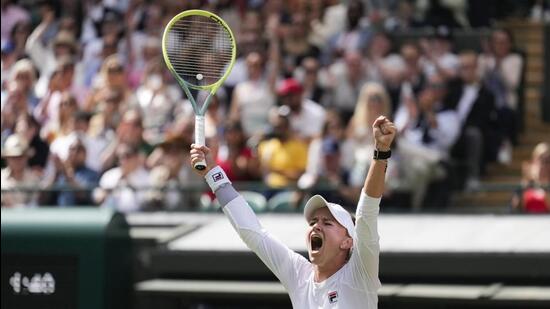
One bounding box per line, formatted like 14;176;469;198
372;116;396;151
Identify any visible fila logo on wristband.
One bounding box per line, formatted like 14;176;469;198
212;172;224;182
205;166;231;193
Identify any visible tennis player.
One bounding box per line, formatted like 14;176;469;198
190;115;396;308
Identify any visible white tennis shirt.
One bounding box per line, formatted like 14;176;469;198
222;191;382;308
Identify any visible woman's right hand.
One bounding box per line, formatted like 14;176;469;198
190;144;216;177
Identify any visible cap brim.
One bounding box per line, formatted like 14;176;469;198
304;195;330;221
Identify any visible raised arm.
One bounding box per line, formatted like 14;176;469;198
190;145;310;290
364;116;396;197
350;116;396;289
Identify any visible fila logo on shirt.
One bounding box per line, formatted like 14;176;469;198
212;172;224;182
328;291;338;304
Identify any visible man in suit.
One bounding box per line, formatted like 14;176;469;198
446;50;500;190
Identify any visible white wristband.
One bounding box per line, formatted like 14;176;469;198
205;166;231;193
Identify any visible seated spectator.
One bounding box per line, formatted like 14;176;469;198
8;59;39;110
146;134;202;211
346;82;402;193
1;0;30;44
1;134;39;207
43;137;99;206
100;109;153;172
14;114;49;173
384;0;425;31
512;142;550;213
395;73;460;210
326;0;371;60
33;57;79;125
479;28;524;163
280;11;320;74
1;81;29;139
420;26;459;80
277;78;326;142
258;106;308;192
136;58;182;144
41;91;79;145
216;120;261;182
446;51;499;190
325;51;377;122
229;52;276;140
296;57;326;104
298;110;356;206
94;143;150;213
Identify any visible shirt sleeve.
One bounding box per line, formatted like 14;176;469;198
222;194;311;291
348;190;382;291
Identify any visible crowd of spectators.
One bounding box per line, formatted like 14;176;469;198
1;0;546;213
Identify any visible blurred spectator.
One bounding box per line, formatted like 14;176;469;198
1;134;39;207
447;51;499;190
1;81;28;138
8;59;39;110
41;91;78;146
43;136;99;206
33;57;78;125
512;142;550;213
1;41;18;87
136;58;182;144
127;36;161;88
277;78;326;141
258;106;308;192
384;0;425;31
146;134;202;211
8;20;32;60
94;143;150;213
309;0;347;49
365;31;405;98
397;42;428;112
26;2;81;97
1;0;30;44
216;120;261;182
229;52;276;140
479;28;524;160
420;26;459;80
422;0;462;29
327;0;371;60
295;57;326;104
325;51;378;122
298;109;356;206
85;55;136;112
280;11;320;74
14;113;49;172
100;109;153;172
346;82;402;193
395;74;460;209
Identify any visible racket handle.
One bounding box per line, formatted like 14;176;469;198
194;115;207;170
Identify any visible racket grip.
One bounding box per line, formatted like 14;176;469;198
194;115;206;170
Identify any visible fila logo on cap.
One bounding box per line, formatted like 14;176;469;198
328;291;338;304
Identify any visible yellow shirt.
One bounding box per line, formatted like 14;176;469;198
258;138;308;188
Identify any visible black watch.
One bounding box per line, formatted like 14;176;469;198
373;149;391;160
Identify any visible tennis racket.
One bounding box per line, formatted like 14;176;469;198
162;10;236;170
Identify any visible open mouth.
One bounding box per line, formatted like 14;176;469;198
310;234;323;251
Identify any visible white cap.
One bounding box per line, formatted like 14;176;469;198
304;195;355;238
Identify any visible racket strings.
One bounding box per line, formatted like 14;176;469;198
165;15;233;86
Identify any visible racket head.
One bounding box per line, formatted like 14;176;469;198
162;10;236;93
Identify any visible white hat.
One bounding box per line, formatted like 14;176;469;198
304;195;355;238
1;134;30;158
